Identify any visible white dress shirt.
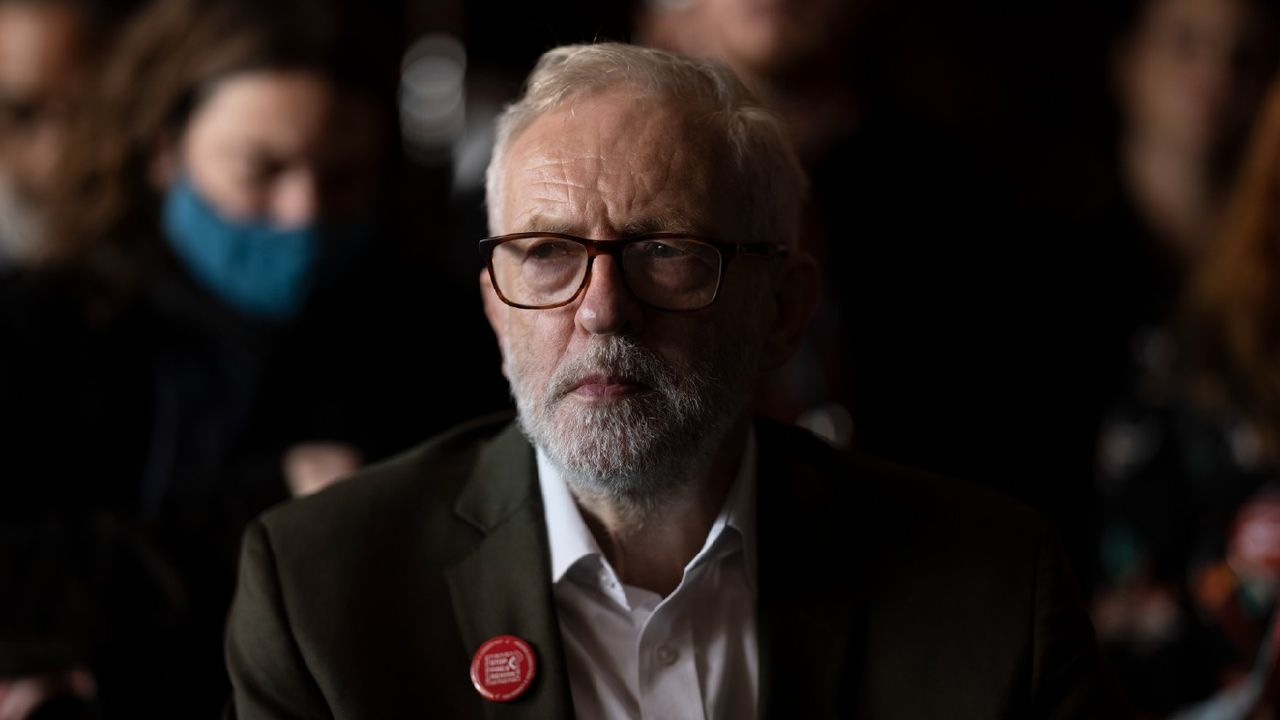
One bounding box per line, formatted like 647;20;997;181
536;433;758;720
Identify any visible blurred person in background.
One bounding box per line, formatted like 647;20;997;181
1035;0;1279;609
1073;0;1277;435
1092;77;1280;718
1115;0;1266;261
0;0;483;715
636;0;864;163
0;0;97;277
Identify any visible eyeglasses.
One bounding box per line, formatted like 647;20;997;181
479;232;788;311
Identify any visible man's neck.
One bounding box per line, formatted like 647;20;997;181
571;415;751;598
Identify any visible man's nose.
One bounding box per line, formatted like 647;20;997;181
575;254;642;335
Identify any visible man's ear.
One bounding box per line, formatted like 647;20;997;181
760;250;821;372
479;268;510;379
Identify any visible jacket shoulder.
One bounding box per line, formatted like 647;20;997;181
855;452;1050;543
760;418;1049;543
256;412;520;561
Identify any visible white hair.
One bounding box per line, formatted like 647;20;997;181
484;42;807;246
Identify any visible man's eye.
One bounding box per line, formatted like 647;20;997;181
527;241;575;259
641;242;686;259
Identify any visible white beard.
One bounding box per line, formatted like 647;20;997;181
507;333;755;516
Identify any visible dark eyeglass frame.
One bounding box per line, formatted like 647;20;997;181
479;231;789;311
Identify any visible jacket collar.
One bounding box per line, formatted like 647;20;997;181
451;420;538;533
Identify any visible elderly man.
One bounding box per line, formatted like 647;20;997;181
226;43;1125;718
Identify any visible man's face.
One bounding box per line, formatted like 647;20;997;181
487;91;775;501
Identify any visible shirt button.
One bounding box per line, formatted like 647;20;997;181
656;644;679;666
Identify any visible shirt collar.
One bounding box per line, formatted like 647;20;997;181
536;446;604;584
536;426;757;591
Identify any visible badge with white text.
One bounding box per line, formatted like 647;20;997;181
470;635;537;702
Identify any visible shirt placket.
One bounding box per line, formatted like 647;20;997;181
637;584;705;720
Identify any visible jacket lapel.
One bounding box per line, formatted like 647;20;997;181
444;423;575;719
756;421;869;718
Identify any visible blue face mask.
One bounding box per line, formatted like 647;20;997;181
162;177;318;321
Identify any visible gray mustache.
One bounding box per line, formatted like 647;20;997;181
547;339;677;402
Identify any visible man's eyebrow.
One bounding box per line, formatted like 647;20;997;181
620;212;709;236
515;213;712;237
519;217;581;235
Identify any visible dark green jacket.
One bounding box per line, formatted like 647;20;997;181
226;414;1128;718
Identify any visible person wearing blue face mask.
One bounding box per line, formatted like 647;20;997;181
146;58;389;327
160;171;379;323
0;0;507;717
161;175;321;321
162;172;378;322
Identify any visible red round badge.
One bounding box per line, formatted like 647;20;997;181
470;635;537;702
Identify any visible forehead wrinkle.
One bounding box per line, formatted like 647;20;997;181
592;133;700;229
510;150;599;221
505;94;724;237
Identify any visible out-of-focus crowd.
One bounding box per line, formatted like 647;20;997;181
2;0;1280;717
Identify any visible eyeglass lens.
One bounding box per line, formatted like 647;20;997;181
491;236;722;310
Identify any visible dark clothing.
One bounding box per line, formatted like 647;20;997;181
1093;333;1280;716
0;243;507;717
1063;189;1258;716
227;414;1128;718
